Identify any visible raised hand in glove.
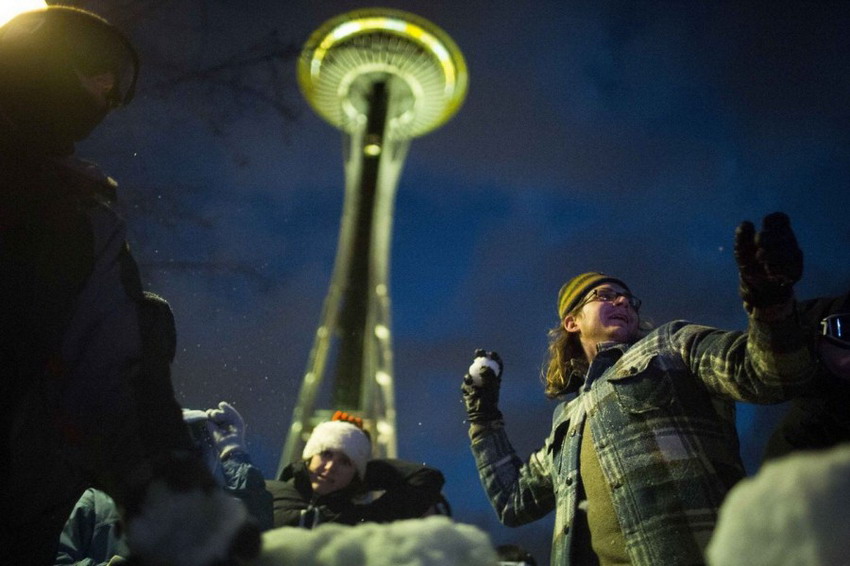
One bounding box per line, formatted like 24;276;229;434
734;211;803;311
206;401;247;459
461;349;504;423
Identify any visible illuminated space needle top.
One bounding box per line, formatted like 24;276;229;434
297;8;468;139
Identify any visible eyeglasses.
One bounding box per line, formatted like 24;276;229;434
821;313;850;348
575;288;642;312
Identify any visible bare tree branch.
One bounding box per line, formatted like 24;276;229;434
60;0;301;129
47;0;303;291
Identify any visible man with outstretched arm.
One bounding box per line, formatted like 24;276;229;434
461;212;815;565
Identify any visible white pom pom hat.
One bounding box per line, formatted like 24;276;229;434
302;420;372;479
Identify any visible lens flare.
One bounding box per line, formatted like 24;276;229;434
0;0;47;28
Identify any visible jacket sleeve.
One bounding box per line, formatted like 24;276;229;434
353;458;445;522
222;456;274;531
55;489;99;566
469;422;557;527
671;314;815;403
57;205;151;501
55;488;126;566
60;206;205;508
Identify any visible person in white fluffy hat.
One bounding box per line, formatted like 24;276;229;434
266;411;446;529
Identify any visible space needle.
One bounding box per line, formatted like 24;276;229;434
277;8;467;476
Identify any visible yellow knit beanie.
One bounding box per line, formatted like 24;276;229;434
557;272;630;319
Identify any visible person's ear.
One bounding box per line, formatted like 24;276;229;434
564;314;580;333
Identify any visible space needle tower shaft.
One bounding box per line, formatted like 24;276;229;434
277;9;467;477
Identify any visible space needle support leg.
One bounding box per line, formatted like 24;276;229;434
333;81;388;409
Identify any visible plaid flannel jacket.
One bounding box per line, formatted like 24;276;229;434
471;317;813;565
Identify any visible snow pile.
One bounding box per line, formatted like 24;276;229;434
251;516;499;566
707;443;850;565
127;481;250;566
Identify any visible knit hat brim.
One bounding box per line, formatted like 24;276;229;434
302;420;371;479
557;272;630;319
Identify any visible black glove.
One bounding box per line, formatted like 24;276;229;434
734;211;803;309
461;349;504;423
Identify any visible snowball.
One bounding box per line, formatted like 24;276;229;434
467;356;500;386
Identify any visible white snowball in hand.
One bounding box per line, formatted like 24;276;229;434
468;356;501;386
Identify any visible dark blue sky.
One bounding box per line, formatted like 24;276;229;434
79;1;850;561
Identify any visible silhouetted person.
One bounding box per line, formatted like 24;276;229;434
0;7;259;564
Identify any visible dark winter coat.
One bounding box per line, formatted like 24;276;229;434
220;456;276;532
763;380;850;461
763;294;850;462
266;458;445;528
55;488;130;566
0;140;198;564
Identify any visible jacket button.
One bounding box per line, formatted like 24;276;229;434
563;524;570;534
566;477;573;486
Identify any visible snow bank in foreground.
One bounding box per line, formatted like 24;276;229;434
707;443;850;566
251;516;499;566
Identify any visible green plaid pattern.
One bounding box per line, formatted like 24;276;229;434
471;317;813;565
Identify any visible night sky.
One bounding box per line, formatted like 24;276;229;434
73;1;850;562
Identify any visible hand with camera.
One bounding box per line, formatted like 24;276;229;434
734;211;803;315
206;401;247;460
461;349;504;423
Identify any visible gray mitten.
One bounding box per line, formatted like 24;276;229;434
206;401;247;459
461;349;504;423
